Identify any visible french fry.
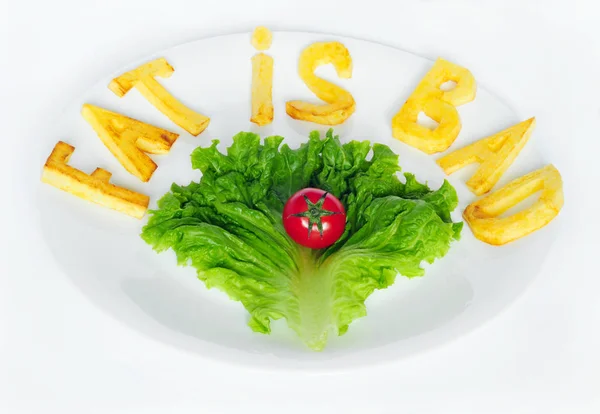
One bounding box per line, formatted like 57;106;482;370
463;165;563;245
286;41;355;125
437;118;536;195
251;26;272;51
81;104;179;182
109;58;210;136
250;53;274;126
41;141;149;219
392;58;476;154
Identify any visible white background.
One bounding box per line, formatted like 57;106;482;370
1;0;599;412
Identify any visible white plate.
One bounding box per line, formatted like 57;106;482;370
31;32;558;370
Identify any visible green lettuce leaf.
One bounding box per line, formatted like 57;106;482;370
142;129;461;350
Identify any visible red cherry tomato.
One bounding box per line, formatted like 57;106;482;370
282;188;346;249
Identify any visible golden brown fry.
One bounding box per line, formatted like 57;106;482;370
41;141;149;219
109;58;210;136
286;41;355;125
251;26;272;51
81;104;179;182
250;53;274;126
392;58;476;154
463;165;563;245
437;117;536;195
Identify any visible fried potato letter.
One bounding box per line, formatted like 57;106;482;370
463;165;563;245
250;26;274;126
437;118;536;195
42;141;149;218
109;58;210;136
82;104;179;182
286;41;355;125
392;58;476;154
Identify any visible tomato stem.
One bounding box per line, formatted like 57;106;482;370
290;192;341;238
